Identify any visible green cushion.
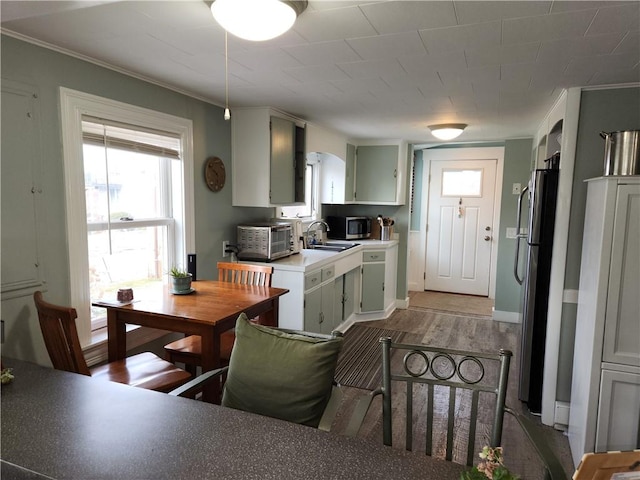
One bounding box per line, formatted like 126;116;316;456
222;313;343;428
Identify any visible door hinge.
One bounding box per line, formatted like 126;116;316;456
423;272;426;280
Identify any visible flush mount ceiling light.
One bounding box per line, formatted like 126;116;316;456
211;0;308;42
428;123;468;141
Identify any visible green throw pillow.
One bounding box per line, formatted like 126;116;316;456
222;313;343;428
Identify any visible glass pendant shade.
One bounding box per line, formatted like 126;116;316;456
211;0;306;42
428;123;467;140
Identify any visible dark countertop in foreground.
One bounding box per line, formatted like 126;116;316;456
1;358;464;479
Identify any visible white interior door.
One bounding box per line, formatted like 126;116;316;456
425;159;497;296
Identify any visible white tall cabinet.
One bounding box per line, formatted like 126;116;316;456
568;176;640;467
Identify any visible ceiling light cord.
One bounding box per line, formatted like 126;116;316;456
224;30;230;121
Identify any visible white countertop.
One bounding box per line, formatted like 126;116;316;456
250;239;399;273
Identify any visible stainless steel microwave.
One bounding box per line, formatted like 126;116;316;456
326;216;371;240
237;223;293;262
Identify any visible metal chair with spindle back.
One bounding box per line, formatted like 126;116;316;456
346;338;567;480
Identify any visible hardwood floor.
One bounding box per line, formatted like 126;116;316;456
331;294;576;479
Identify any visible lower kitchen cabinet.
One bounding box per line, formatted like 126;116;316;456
304;265;336;334
361;251;386;312
596;369;640;452
304;282;335;334
265;241;398;332
334;267;359;327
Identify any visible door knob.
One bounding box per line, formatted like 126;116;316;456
484;236;491;241
485;226;491;231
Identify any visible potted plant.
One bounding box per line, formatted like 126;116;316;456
169;266;193;294
461;446;519;480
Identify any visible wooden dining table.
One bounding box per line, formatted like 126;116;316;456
92;280;289;403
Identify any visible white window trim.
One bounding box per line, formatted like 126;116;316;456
276;156;320;221
60;87;195;347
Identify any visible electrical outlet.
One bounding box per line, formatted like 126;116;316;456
512;183;521;195
222;240;229;258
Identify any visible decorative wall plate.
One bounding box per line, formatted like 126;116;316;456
205;156;226;192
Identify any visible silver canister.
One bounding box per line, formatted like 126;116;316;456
601;130;640;176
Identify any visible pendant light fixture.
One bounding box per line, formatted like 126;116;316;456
428;123;467;141
211;0;308;42
223;30;230;121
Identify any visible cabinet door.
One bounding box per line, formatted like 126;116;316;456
1;82;44;295
596;369;640;452
361;263;385;312
355;145;398;202
270;116;295;204
345;143;356;202
304;287;323;333
333;274;344;328
343;267;358;321
321;282;335;334
294;125;306;203
603;184;640;366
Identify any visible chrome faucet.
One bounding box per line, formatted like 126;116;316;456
306;220;330;248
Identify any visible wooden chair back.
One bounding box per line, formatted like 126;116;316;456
379;338;511;466
33;291;91;376
217;262;273;287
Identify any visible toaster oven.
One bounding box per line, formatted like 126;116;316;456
237;223;293;262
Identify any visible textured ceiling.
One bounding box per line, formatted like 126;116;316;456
2;0;639;144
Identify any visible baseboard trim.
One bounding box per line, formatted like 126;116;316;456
492;310;521;323
396;297;409;309
554;401;570;428
563;289;579;304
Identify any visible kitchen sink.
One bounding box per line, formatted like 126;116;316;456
306;242;360;252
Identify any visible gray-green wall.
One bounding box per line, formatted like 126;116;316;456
1;35;270;364
555;85;640;402
494;139;533;315
565;86;640;290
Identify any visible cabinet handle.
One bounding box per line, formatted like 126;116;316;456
393;169;397;178
319;312;324;324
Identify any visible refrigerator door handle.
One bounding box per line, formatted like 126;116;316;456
514;185;529;285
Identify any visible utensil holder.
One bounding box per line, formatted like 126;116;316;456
381;226;392;241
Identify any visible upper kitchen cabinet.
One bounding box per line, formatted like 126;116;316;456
353;141;407;205
232;107;306;207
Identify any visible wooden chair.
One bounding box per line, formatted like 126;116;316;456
163;262;273;373
33;291;191;392
346;338;567;480
170;314;346;432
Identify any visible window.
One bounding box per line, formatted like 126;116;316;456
82;119;182;329
277;158;319;220
60;88;194;346
441;169;483;197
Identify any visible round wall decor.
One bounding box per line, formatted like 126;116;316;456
204;156;226;192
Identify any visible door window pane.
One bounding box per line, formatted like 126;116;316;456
441;169;483;197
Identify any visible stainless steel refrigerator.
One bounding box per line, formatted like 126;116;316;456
514;153;560;414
